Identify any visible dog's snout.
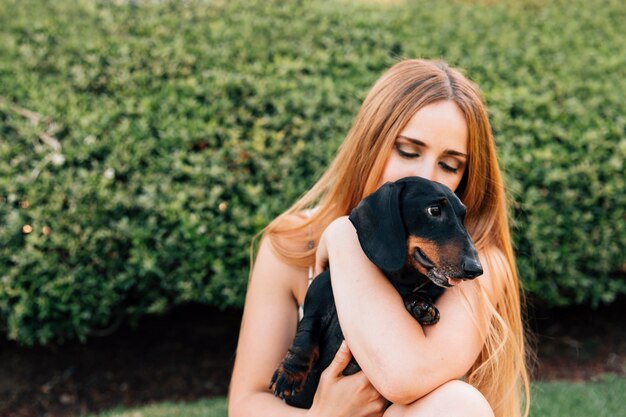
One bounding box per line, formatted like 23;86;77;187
462;259;483;279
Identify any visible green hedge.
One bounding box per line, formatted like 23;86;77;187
0;0;624;345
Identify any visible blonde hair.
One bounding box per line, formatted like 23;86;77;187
260;59;531;417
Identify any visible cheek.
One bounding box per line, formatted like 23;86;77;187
378;156;407;187
437;165;466;193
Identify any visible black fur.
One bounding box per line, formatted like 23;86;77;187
270;176;483;408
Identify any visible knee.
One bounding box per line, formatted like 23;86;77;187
439;381;494;417
384;380;494;417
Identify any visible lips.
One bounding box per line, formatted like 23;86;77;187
427;268;452;288
413;248;461;288
413;247;435;269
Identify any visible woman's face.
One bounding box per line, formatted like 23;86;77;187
378;100;469;192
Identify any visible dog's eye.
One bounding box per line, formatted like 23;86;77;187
428;205;442;216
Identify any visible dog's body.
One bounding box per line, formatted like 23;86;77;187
270;177;483;408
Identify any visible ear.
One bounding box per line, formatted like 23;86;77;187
348;181;407;273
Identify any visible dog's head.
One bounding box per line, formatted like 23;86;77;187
348;176;483;288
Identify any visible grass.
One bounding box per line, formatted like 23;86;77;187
85;397;227;417
85;375;626;417
530;374;626;417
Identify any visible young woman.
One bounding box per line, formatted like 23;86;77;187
228;59;531;417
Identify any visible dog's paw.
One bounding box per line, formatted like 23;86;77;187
269;346;318;399
406;299;440;325
270;362;308;399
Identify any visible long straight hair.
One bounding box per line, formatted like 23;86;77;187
259;59;531;417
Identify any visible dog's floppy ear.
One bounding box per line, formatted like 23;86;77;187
348;181;407;273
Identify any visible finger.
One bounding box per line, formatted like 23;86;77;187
377;398;390;415
324;340;352;378
381;397;390;411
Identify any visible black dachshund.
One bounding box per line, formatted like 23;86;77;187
270;176;483;408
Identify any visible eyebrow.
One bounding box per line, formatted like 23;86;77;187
397;135;469;159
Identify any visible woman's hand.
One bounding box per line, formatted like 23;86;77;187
314;216;351;275
307;341;387;417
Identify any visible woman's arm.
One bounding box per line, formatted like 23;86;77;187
324;216;501;404
228;235;387;417
228;236;309;417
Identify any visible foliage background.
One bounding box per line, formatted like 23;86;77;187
0;0;625;345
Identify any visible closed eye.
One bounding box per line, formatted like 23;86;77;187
439;162;458;173
396;144;419;159
395;144;460;174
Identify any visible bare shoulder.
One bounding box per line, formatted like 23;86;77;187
253;234;308;283
229;232;310;401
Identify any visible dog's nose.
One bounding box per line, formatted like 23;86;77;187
462;259;483;279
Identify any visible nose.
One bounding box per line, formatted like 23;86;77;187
410;162;436;182
462;258;483;279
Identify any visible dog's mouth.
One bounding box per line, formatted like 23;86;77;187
413;248;459;288
413;247;435;269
